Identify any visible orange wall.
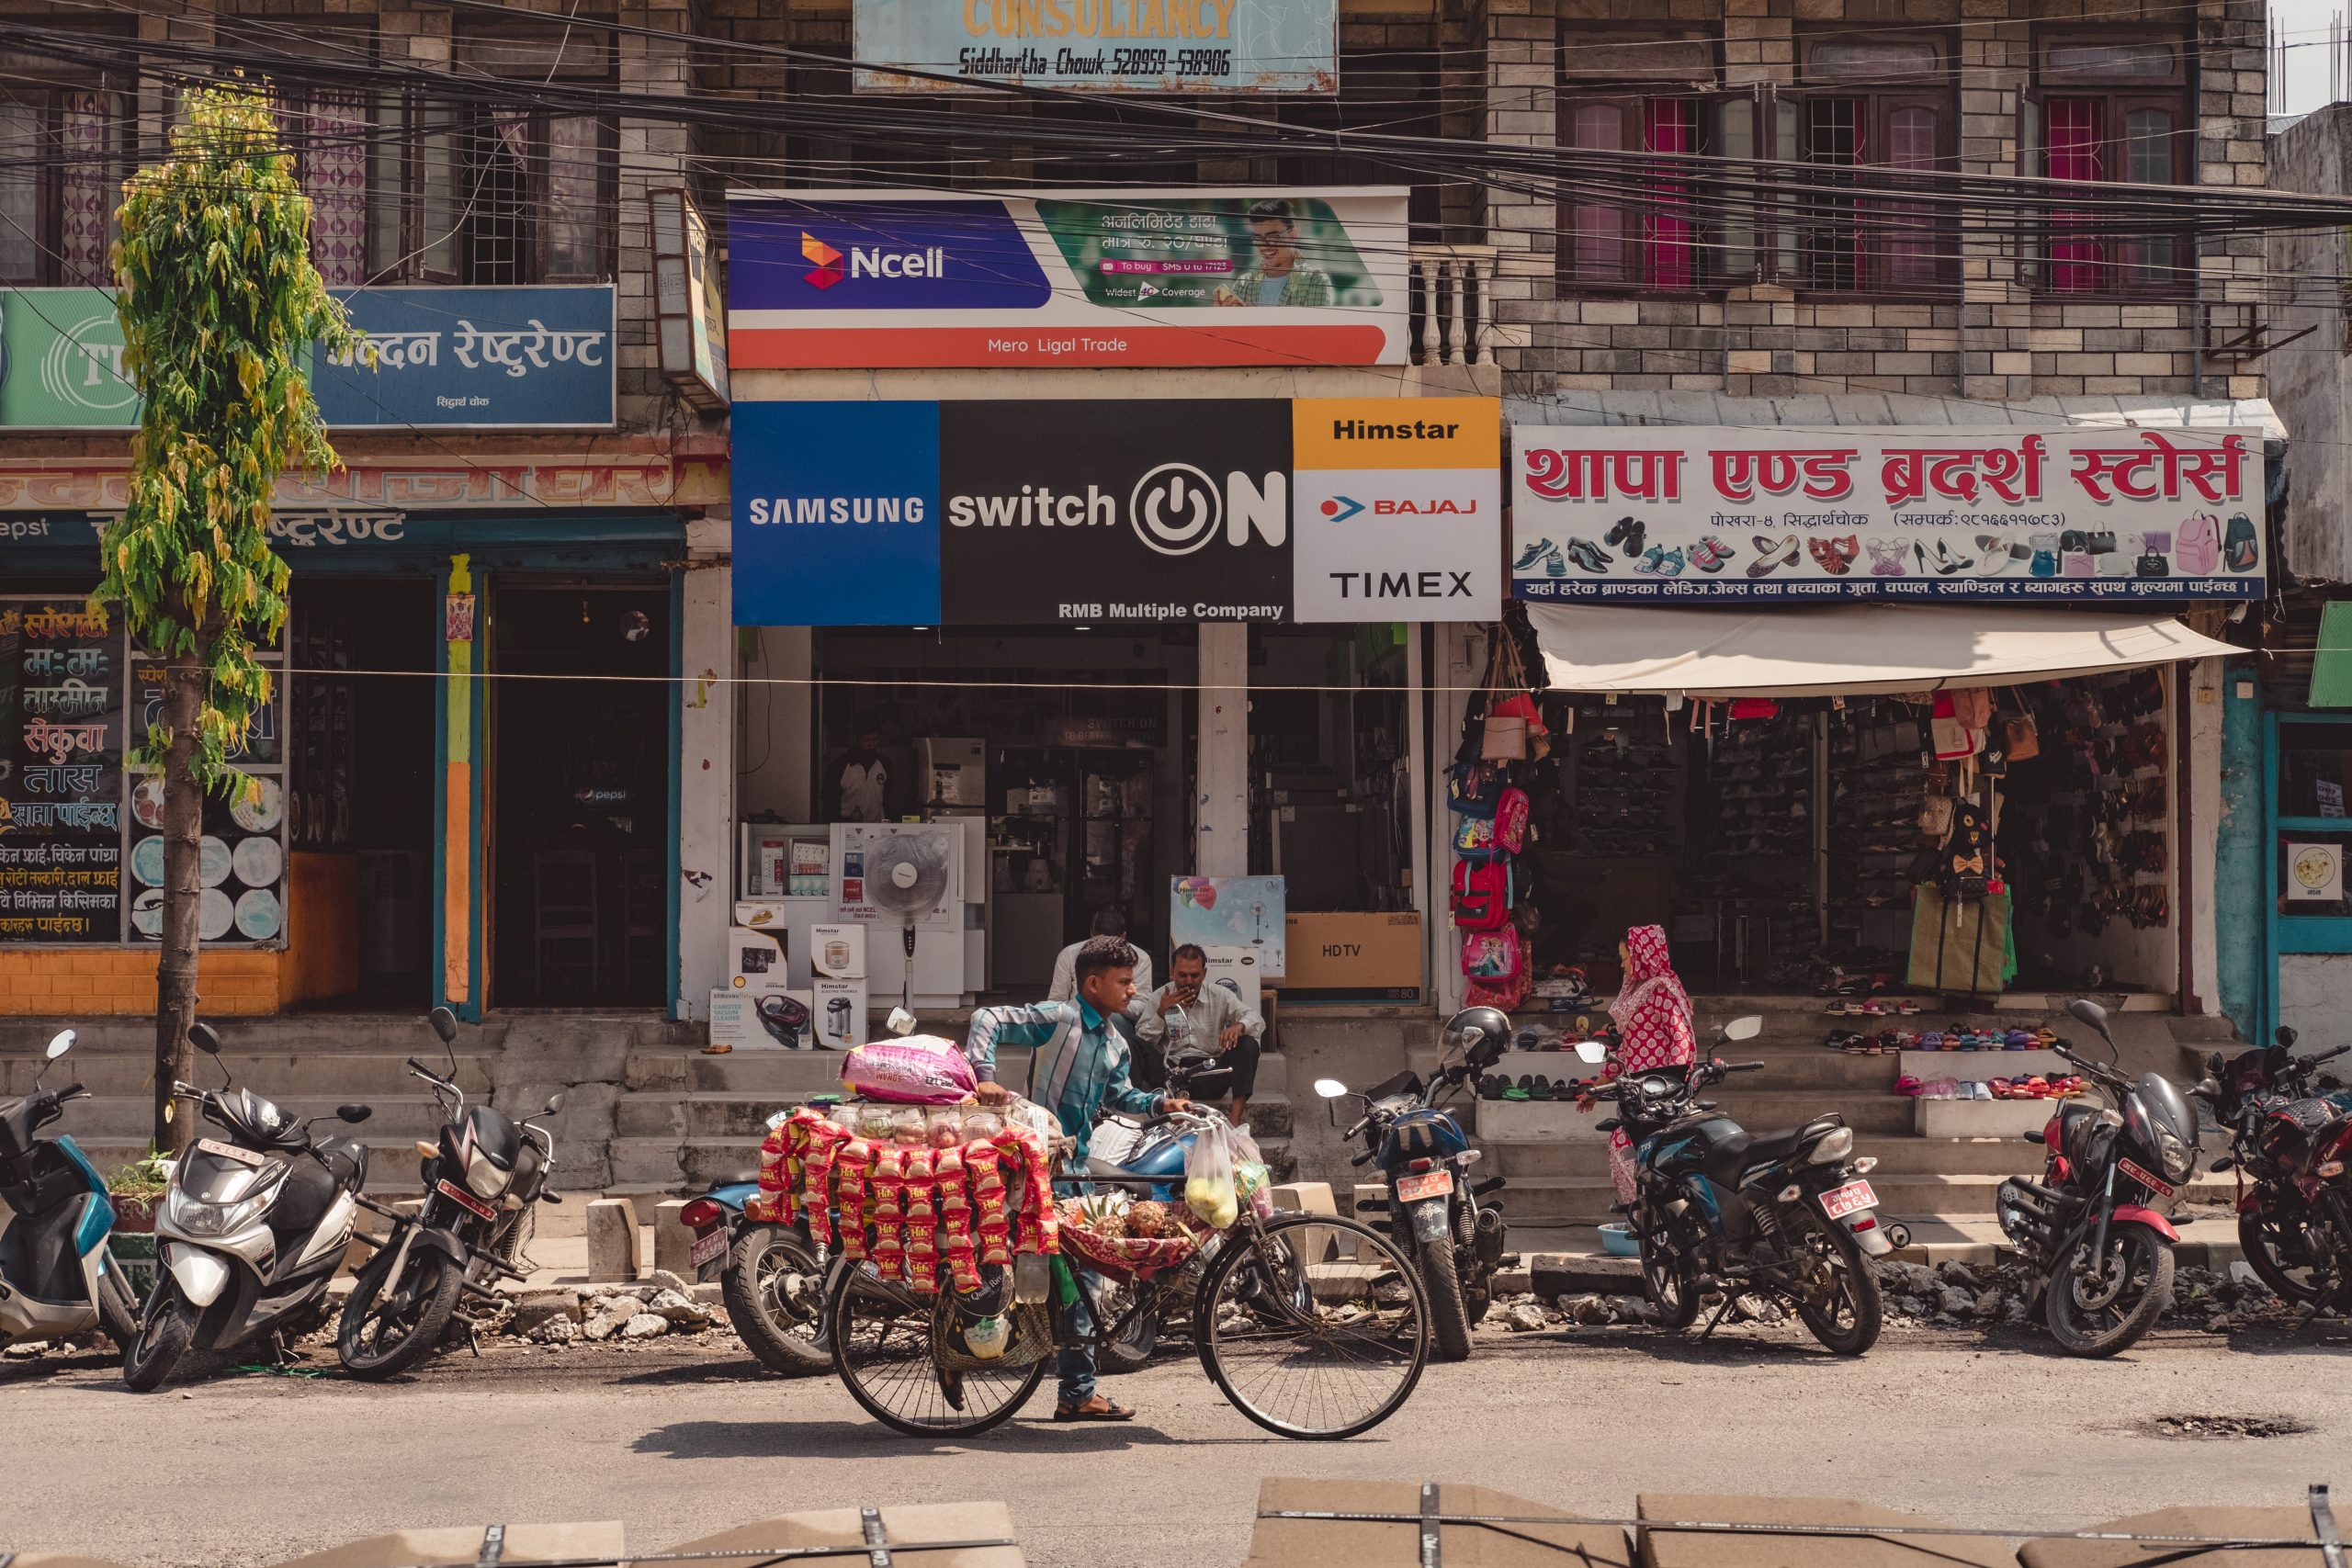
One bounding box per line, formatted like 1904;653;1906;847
0;852;364;1017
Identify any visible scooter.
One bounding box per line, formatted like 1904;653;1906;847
0;1029;141;1351
123;1023;375;1390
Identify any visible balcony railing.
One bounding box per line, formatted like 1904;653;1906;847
1408;244;1497;367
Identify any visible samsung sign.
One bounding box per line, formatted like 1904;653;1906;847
730;399;1499;626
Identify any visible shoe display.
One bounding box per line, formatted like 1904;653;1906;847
1689;536;1734;573
1512;536;1558;572
1747;536;1800;578
1564;537;1611;573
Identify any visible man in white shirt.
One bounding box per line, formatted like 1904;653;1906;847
1134;943;1265;1126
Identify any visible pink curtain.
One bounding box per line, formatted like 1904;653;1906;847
304;92;370;286
58;90;109;288
2047;99;2104;293
1644;99;1695;289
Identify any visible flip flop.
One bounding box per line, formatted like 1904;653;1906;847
701;1043;734;1055
1894;998;1923;1016
1055;1397;1136;1422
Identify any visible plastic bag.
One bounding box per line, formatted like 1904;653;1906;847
841;1035;977;1105
1184;1119;1240;1229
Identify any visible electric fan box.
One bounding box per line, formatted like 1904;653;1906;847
727;926;788;994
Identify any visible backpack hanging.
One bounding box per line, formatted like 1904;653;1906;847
1448;761;1505;818
1462;926;1524;981
1451;860;1513;931
1453;787;1530;863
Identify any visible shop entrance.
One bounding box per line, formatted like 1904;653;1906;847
290;581;439;1007
1520;668;2181;1001
488;583;672;1009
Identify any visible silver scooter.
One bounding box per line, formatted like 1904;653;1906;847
122;1023;374;1390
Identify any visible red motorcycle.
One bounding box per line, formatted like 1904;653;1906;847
2196;1027;2352;1312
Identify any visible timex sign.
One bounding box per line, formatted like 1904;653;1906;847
727;397;1502;626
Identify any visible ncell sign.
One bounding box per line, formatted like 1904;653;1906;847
730;398;1499;626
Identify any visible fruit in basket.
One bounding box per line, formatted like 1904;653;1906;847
1125;1201;1181;1239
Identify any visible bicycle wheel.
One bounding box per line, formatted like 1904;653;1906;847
1197;1213;1429;1440
827;1265;1047;1438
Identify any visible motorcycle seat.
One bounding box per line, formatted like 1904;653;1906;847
314;1134;368;1190
1703;1115;1845;1183
1083;1155;1138;1179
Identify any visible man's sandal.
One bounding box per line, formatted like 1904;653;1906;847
1055;1396;1136;1422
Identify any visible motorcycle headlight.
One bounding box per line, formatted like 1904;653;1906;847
164;1185;268;1238
1806;1127;1856;1164
466;1146;512;1201
2153;1122;2195;1183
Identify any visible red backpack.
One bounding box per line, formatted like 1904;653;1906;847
1451;860;1513;931
1453;787;1530;863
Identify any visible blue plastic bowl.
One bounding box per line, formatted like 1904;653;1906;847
1599;1223;1637;1258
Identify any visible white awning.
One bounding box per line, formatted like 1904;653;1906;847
1525;604;2238;697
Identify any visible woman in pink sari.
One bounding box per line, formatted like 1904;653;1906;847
1604;925;1697;1200
1610;924;1697;1074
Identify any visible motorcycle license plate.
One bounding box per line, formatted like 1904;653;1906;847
1817;1179;1878;1221
1396;1170;1454;1202
195;1137;262;1167
689;1227;729;1269
435;1178;497;1222
2118;1158;2176;1200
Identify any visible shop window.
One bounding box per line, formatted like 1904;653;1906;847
1247;627;1412;914
1556;94;1710;290
2276;721;2352;821
0;67;127;288
2030;35;2189;296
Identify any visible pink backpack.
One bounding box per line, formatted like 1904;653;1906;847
1453;787;1530;863
2175;513;2221;577
1451;860;1513;931
1463;927;1524;981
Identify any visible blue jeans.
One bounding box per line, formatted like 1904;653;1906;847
1055;1271;1097;1406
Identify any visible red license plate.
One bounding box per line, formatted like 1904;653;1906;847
2118;1158;2176;1200
1396;1170;1454;1202
436;1178;497;1222
689;1227;729;1269
1818;1179;1878;1221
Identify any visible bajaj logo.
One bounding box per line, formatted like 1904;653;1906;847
1320;495;1365;523
801;233;843;290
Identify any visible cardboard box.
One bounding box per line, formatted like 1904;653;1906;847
729;988;812;1050
1204;943;1266;998
661;1502;1023;1568
733;900;787;931
727;926;787;994
1280;912;1422;1001
708;991;756;1051
812;976;867;1051
810;922;867;979
1246;1479;1630;1567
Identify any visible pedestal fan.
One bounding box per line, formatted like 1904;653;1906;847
865;829;953;1026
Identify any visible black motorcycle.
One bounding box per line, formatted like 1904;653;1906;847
1571;1016;1889;1355
337;1007;563;1378
1996;998;2201;1357
2196;1026;2352;1311
1316;1006;1514;1361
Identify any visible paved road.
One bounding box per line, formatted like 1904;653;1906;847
5;1317;2348;1566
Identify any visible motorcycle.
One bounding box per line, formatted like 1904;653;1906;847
0;1029;141;1352
124;1023;375;1390
1571;1015;1889;1355
1996;998;2202;1357
1314;1006;1514;1361
2195;1025;2352;1312
336;1007;563;1379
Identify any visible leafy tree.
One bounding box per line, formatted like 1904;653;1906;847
96;84;355;1150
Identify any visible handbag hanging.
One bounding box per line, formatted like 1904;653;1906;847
2000;692;2041;763
1479;629;1538;761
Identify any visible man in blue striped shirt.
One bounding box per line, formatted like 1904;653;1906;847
967;934;1193;1421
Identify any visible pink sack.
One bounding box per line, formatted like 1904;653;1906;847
841;1035;978;1105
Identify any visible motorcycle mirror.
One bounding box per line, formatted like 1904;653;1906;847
2192;1077;2220;1101
2065;998;2112;1040
43;1029;74;1062
2276;1025;2300;1049
1312;1077;1350;1100
187;1022;222;1056
428;1006;459;1045
2208;1051;2226;1072
1724;1015;1764;1043
543;1092;566;1116
1575;1040;1609;1065
336;1103;373;1124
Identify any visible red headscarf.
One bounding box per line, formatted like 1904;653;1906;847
1608;924;1696;1074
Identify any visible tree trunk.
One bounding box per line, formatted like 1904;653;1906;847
152;650;208;1155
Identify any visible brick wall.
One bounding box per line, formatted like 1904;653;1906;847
1485;0;2269;406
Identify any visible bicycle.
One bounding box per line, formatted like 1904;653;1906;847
827;1153;1430;1441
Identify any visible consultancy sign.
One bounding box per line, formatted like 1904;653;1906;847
854;0;1336;92
727;188;1409;368
0;287;616;430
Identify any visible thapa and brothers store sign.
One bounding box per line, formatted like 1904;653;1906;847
1510;426;2267;602
729;398;1499;626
